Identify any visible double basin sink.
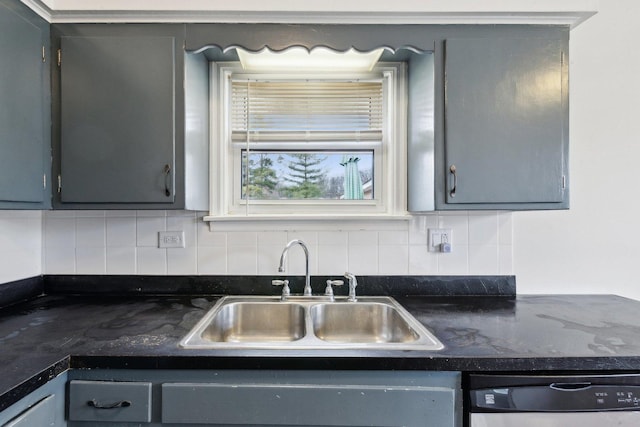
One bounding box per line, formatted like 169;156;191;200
180;296;444;351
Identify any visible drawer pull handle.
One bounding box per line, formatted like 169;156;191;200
87;399;132;409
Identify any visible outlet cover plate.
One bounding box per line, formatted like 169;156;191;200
159;231;185;248
428;228;452;252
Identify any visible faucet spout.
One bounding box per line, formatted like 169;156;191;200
278;239;312;296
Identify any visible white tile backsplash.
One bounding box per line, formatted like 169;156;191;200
167;247;198;275
106;246;137;274
136;216;166;247
45;217;76;248
498;212;513;246
227;231;258;247
227;245;258;275
408;245;438;275
197;222;226;247
136;247;167;275
468;213;499;245
437;244;469;275
378;244;409;275
257;244;284;275
197;246;227;274
76;247;106;274
378;230;409;246
318;231;348;246
106;217;137;247
347;244;378;275
44;244;76;274
35;210;512;277
76;217;106;247
348;230;378;246
317;244;348;275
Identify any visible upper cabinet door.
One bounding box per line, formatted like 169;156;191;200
0;0;49;208
60;35;176;204
441;36;568;209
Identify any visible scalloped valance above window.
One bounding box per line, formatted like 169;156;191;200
185;23;433;56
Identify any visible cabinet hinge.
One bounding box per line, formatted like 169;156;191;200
57;175;61;193
42;46;46;63
57;49;61;67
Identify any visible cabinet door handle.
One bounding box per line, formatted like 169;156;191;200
449;165;457;198
164;164;172;197
87;399;131;409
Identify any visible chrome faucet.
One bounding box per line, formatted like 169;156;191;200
344;272;358;302
278;239;312;296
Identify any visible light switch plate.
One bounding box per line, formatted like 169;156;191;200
428;228;452;253
159;231;185;248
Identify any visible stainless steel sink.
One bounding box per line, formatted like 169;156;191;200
310;302;420;344
200;302;306;343
180;296;444;351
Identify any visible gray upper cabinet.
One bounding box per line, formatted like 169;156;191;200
0;0;50;209
48;24;570;211
436;34;569;210
54;25;186;208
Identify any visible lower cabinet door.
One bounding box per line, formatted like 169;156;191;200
162;382;457;426
68;380;152;423
2;395;55;427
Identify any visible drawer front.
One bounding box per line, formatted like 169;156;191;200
162;382;456;426
68;380;152;423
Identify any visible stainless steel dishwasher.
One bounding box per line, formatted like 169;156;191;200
469;374;640;426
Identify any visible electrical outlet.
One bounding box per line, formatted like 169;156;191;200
158;231;185;248
428;228;452;253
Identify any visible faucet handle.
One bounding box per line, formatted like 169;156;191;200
324;279;344;299
271;279;290;301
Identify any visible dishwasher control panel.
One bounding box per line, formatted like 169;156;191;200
471;385;640;411
469;374;640;413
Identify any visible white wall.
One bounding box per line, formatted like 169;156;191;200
514;0;640;300
0;211;42;283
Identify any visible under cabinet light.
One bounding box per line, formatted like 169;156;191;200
236;46;384;72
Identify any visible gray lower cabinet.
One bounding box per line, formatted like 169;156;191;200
67;369;462;426
54;25;186;208
0;373;66;427
0;0;50;209
436;33;569;210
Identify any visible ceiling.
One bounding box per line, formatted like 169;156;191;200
22;0;598;27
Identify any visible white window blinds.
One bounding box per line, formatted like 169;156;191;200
231;80;384;143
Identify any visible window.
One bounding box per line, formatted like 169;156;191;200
206;60;408;224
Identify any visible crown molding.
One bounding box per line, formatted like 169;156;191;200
20;0;597;28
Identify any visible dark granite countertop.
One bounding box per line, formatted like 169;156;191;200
2;275;640;411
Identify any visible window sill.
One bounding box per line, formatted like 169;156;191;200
202;214;411;231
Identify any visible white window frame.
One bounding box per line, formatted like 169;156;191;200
204;62;409;229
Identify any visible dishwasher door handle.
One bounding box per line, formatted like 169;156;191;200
549;382;592;391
